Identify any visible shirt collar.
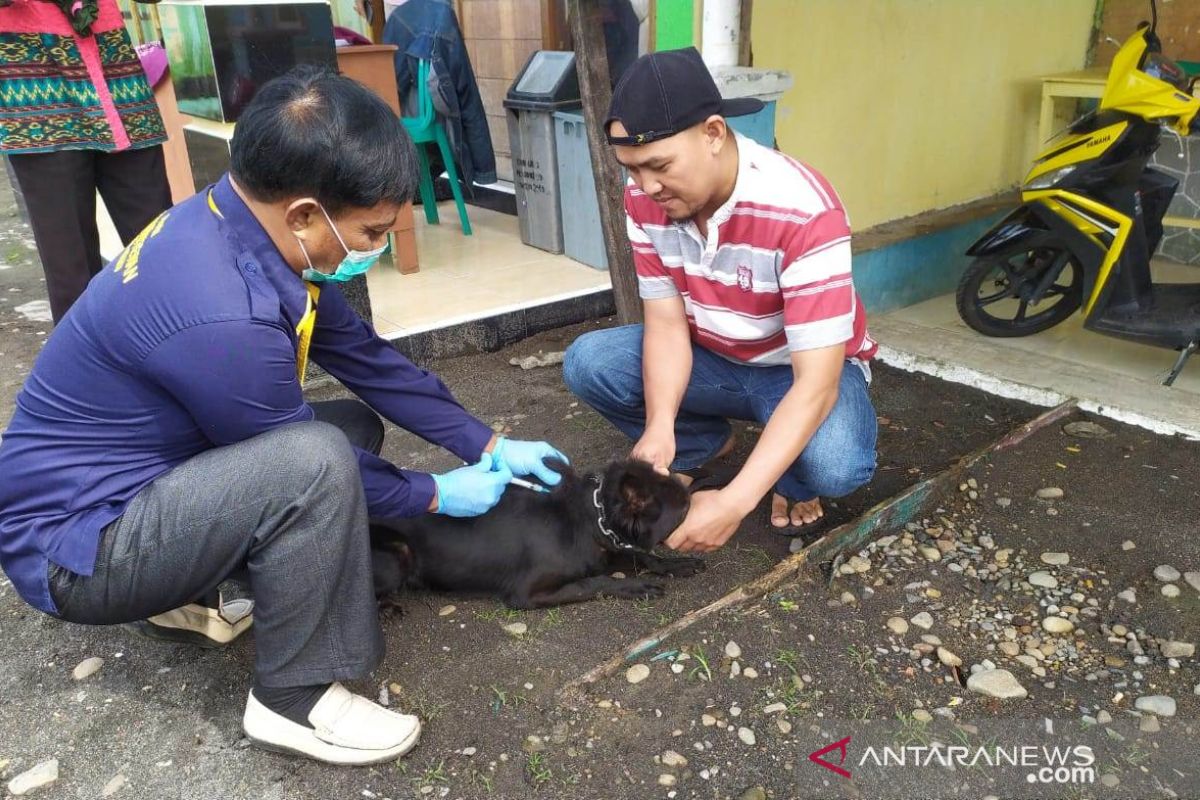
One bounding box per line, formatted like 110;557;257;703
210;174;311;322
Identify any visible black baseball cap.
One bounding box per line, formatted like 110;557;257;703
606;47;764;146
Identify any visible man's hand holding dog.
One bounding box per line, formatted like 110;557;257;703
631;425;676;476
665;489;749;553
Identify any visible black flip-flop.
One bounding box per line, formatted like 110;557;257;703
769;501;830;538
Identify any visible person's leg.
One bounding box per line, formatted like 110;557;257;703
563;325;752;469
747;362;878;529
48;420;418;763
49;421;381;682
8;150;101;322
94;145;173;244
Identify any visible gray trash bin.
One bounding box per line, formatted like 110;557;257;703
503;51;581;254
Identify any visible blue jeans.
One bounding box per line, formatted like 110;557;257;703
563;325;878;502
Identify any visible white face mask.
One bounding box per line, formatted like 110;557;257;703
295;205;388;283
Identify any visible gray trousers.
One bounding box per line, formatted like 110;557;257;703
48;400;387;688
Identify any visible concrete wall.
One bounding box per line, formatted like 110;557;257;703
751;0;1098;230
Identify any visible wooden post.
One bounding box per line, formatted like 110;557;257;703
737;0;753;66
567;0;642;325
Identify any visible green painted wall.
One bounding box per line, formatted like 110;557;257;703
655;0;694;51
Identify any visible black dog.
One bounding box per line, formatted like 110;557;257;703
369;459;706;609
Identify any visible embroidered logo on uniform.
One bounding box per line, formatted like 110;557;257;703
737;265;753;291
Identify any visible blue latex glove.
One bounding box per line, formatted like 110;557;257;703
431;453;512;517
492;438;569;486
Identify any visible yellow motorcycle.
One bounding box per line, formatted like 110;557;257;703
957;0;1200;385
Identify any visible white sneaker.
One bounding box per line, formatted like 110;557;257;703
243;683;421;765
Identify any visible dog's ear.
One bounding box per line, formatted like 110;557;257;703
543;456;576;486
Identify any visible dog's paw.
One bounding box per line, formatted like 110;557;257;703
609;578;665;600
658;556;706;577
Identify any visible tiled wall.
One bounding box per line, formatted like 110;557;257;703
1151;135;1200;266
461;0;544;183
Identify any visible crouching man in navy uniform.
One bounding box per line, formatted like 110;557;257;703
0;66;566;765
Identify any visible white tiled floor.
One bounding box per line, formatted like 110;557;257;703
367;203;612;338
884;259;1200;394
875;258;1200;436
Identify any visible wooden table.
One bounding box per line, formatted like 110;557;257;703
336;44;420;273
1036;67;1108;146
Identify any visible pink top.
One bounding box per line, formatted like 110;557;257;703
0;0;136;149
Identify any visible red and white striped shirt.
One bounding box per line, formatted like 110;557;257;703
627;134;876;372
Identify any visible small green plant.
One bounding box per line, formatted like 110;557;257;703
688;646;713;682
847;644;878;675
415;760;449;786
475;605;523;622
469;769;495;793
489;684;528;713
778;598;799;612
526;752;553;787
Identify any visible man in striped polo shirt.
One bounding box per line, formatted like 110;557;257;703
564;48;878;552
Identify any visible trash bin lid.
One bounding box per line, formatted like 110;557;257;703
503;51;582;111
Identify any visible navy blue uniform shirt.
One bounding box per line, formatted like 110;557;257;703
0;175;493;613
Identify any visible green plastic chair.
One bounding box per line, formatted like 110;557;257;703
402;59;472;236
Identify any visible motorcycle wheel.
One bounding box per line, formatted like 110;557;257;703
956;247;1083;337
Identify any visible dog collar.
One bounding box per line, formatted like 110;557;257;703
589;476;639;553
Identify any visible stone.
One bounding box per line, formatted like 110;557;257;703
1100;774;1120;788
737;727;756;746
626;664;650;684
911;709;933;722
937;648;962;667
725;641;742;659
102;774;127;797
967;669;1028;700
1028;571;1058;589
1160;641;1194;660
743;668;759;680
1064;421;1111;439
72;657;104;681
910;612;934;631
438;605;456;617
776;719;792;735
1036;487;1064;500
886;617;909;635
738;788;767;800
1140;715;1161;734
1154;565;1181;582
847;555;871;573
7;760;59;796
921;634;943;646
503;622;528;637
1162;584;1181;599
919;546;941;562
671;663;685;674
1097;710;1113;725
1042;617;1074;635
999;642;1021;657
701;714;717;727
995;498;1012;508
763;703;788;715
1121;540;1136;551
1040;552;1070;566
658;774;677;787
1117;589;1137;603
1135;695;1176;717
662;750;688;768
1185;571;1200;593
840;591;857;605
